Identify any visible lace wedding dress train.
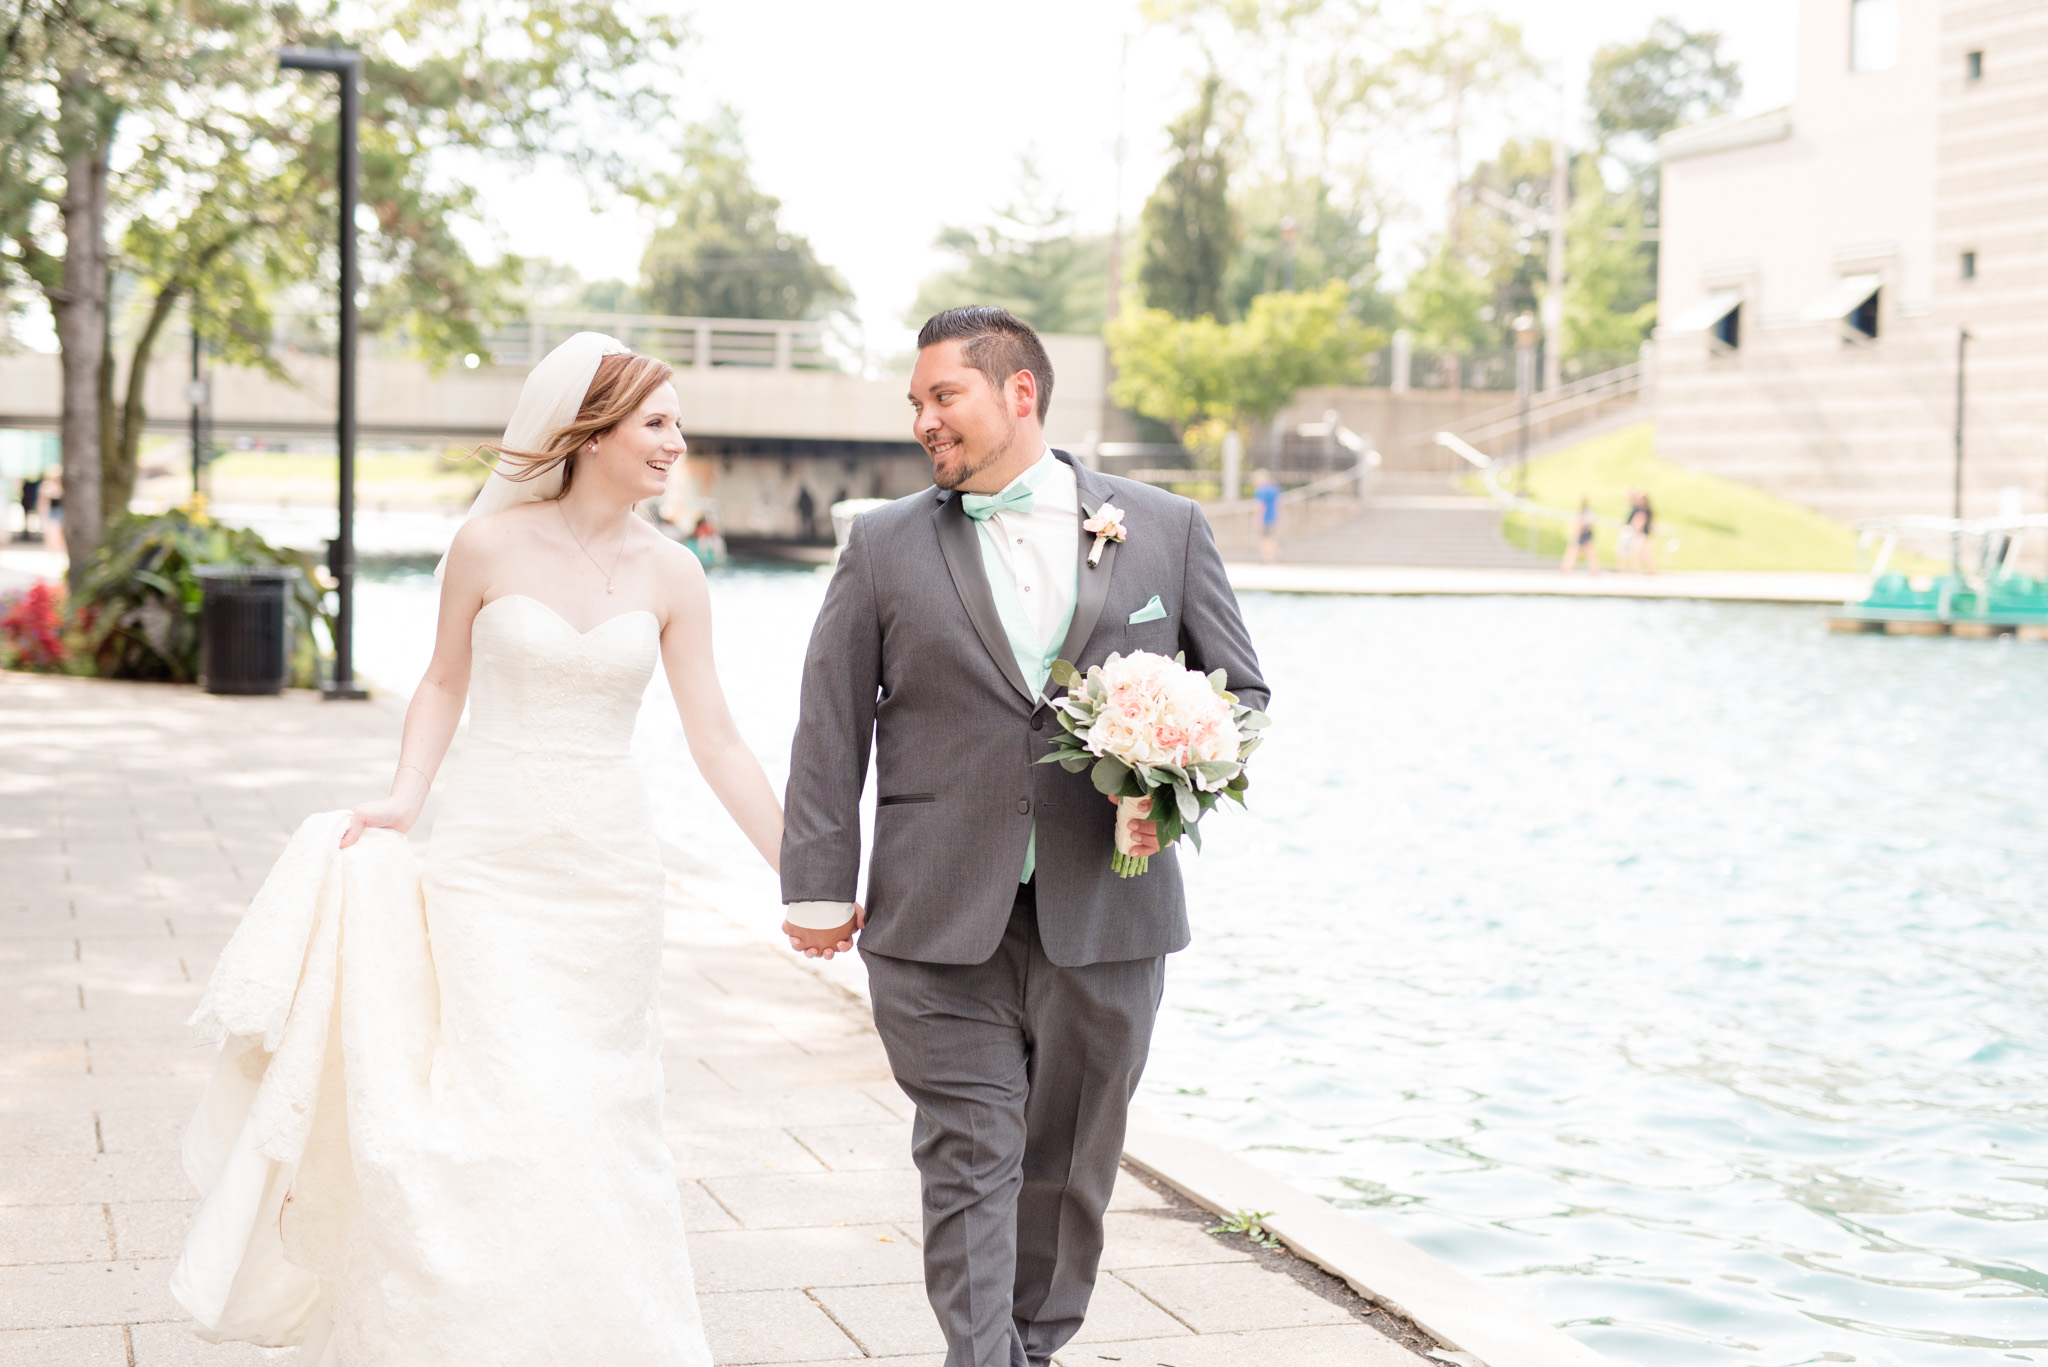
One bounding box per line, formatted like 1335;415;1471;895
171;594;710;1366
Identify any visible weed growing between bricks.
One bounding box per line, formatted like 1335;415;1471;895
1118;1163;1449;1359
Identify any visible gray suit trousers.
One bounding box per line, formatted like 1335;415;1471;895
862;884;1166;1367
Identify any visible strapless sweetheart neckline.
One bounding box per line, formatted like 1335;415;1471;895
480;592;658;638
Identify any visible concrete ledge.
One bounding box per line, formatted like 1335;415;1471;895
1227;561;1864;603
1122;1108;1610;1367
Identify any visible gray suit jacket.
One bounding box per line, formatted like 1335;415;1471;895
780;451;1269;967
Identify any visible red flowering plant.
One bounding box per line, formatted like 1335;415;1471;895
0;580;67;671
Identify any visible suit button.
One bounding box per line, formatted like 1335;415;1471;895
1032;713;1045;731
1016;798;1031;815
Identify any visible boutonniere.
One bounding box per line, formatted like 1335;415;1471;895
1083;504;1128;568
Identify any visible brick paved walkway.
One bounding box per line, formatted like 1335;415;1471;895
0;671;1422;1366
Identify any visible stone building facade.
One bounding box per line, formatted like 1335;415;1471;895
1654;0;2048;525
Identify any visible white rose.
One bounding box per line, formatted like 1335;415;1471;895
1088;712;1143;761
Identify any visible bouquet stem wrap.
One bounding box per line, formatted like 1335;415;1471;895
1113;796;1155;878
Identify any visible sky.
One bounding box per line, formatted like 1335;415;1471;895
479;0;1800;356
2;0;1800;358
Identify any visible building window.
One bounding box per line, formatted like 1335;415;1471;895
1962;251;1978;279
1848;287;1880;340
1851;0;1899;71
1712;304;1742;351
1967;50;1984;81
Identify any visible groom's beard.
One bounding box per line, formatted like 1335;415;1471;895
929;411;1020;490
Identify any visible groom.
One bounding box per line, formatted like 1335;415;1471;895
781;306;1267;1367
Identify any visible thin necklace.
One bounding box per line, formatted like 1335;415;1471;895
559;502;628;594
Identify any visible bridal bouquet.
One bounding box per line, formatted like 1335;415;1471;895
1039;651;1269;877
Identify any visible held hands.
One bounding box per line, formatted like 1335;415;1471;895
783;904;865;960
1109;795;1163;858
777;802;1153;962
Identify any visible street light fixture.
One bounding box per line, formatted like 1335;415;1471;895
278;46;368;701
186;314;208;501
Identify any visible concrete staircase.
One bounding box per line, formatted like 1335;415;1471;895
1262;371;1651;568
1277;472;1552;568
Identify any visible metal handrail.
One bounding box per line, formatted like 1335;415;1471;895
1445;360;1645;439
1203;457;1379;518
483;312;835;371
1448;364;1645;450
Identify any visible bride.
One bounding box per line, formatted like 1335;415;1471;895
171;333;855;1365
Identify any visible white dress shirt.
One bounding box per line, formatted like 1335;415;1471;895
785;448;1075;932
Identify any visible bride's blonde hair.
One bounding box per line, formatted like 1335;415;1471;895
482;352;675;497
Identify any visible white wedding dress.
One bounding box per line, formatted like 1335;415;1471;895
171;594;711;1366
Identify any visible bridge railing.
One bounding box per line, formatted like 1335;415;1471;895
482;313;838;371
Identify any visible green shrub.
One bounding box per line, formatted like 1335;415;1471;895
71;505;332;687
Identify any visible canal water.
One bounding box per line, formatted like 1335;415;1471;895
355;562;2048;1365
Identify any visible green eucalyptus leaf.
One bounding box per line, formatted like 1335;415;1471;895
1090;755;1129;796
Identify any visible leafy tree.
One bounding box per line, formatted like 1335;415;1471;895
1143;0;1395;326
1456;137;1559;346
1107;280;1381;447
1;0;233;583
909;157;1108;335
638;110;849;321
1555;159;1655;356
1391;2;1535;246
1589;18;1742;157
1581;19;1735;345
1225;178;1389;325
1397;242;1491;353
1137;75;1236;321
2;0;687;586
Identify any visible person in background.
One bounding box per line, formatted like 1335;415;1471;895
795;486;818;542
688;512;727;568
1253;468;1282;564
17;476;41;542
1561;496;1599;575
40;470;62;558
1626;490;1656;574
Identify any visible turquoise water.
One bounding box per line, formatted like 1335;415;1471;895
355;565;2048;1363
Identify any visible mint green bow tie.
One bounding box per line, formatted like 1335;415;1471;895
961;484;1036;521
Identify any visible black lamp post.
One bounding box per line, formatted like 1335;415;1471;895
1514;313;1538;503
186;317;207;500
279;46;368;700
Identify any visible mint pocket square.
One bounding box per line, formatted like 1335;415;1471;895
1128;596;1167;625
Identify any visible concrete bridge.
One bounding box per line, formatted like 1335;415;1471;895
0;313;1109;542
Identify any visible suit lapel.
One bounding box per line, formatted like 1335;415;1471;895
1055;454;1117;668
932;491;1036;705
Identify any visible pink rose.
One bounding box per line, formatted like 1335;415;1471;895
1152;723;1190;763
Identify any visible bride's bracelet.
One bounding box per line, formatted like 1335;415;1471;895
395;763;431;786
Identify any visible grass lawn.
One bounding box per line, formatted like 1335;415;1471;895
1482;422;1864;572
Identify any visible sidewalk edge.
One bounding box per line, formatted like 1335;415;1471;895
1122;1107;1611;1367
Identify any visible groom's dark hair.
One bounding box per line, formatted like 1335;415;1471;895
917;306;1054;422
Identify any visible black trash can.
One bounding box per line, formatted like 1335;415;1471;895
195;565;296;695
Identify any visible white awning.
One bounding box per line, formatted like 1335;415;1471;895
1800;273;1881;323
1666;288;1742;333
